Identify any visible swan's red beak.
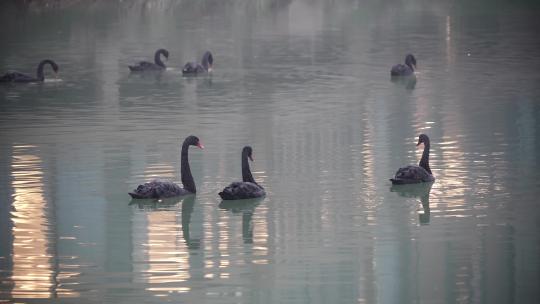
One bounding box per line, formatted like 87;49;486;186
197;142;204;149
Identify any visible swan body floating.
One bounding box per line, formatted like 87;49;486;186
0;59;59;83
390;134;435;184
129;135;204;199
182;51;213;75
391;54;416;77
129;48;169;72
219;146;265;200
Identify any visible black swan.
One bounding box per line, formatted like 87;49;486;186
129;135;204;199
129;48;169;72
0;59;59;83
182;51;213;75
391;54;416;77
390;134;435;184
219;146;265;200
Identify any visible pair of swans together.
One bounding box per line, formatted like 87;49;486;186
128;135;265;201
128;48;213;75
129;134;433;200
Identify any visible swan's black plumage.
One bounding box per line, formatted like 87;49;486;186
0;59;59;83
390;134;435;185
182;51;213;75
129;48;169;72
391;54;416;77
129;135;204;199
219;146;265;200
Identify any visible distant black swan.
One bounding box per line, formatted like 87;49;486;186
391;54;416;77
219;146;266;200
0;59;59;83
129;48;169;72
129;135;204;199
182;51;213;75
390;134;435;184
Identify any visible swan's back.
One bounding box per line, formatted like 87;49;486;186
182;62;204;74
390;165;434;184
129;61;164;72
391;64;413;76
219;182;265;200
0;72;36;83
129;180;189;199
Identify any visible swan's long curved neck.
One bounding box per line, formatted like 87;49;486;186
419;142;432;174
181;142;196;193
242;153;257;185
36;60;53;81
155;50;166;68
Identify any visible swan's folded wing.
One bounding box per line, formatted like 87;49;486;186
129;180;184;199
219;182;265;200
0;72;35;82
391;64;412;76
129;61;161;71
391;165;433;184
182;62;198;74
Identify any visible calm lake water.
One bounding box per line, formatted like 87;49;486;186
1;0;540;303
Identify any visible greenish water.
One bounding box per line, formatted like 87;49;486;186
1;0;539;303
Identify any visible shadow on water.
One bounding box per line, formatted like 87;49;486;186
219;197;264;244
390;182;432;224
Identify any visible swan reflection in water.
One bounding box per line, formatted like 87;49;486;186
180;196;200;249
391;74;417;90
390;182;433;224
219;198;263;244
128;195;200;249
129;195;186;210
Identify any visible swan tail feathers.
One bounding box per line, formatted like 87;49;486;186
128;192;145;199
219;182;265;200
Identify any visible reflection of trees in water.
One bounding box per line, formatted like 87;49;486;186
219;198;263;244
390;182;432;224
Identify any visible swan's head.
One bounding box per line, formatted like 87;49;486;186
40;59;59;74
50;61;59;73
243;146;253;161
202;51;213;72
405;54;416;70
186;135;204;149
158;49;170;60
416;134;430;146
